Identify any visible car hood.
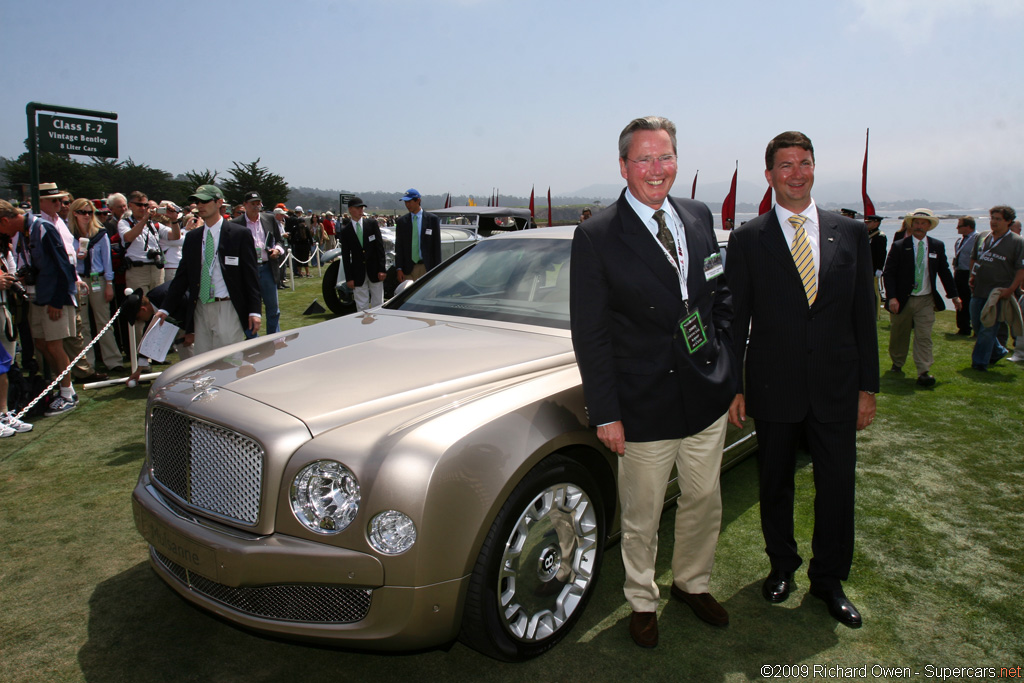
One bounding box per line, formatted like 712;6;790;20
162;311;575;437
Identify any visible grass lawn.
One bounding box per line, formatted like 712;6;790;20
2;280;1022;683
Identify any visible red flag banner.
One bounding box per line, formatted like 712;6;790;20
721;164;737;230
529;186;535;219
862;128;875;217
691;170;698;199
547;187;552;228
758;186;773;215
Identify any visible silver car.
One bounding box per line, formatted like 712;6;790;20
132;225;756;661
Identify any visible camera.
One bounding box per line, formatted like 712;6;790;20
147;248;166;269
155;206;167;215
16;265;36;287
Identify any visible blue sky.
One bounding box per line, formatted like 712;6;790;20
3;0;1022;208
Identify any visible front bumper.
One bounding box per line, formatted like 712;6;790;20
132;474;470;649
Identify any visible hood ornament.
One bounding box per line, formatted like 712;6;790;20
191;376;219;402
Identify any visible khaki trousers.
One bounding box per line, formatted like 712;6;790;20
889;294;935;375
619;413;728;612
126;265;165;353
193;300;245;356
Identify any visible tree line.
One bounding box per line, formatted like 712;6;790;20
0;152;289;208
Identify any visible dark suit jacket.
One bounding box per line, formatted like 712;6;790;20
869;229;887;272
164;219;261;332
881;235;957;312
726;208;879;424
395;211;442;274
230;213;285;281
570;191;738;442
339;216;386;286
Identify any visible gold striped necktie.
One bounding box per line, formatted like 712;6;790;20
788;214;817;305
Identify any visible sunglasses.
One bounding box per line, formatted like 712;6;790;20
131;202;148;207
74;210;94;216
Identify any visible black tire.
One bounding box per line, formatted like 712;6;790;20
321;261;355;315
383;265;398;300
459;455;605;661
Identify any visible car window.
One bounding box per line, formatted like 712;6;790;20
393;238;572;329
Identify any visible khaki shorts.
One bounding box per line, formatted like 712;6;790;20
29;302;77;342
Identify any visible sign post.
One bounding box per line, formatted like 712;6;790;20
338;192;355;215
26;102;118;212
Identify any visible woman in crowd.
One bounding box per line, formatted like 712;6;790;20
69;198;122;372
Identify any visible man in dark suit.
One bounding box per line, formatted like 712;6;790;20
231;191;284;334
395;188;441;282
571;116;738;649
726;131;878;629
866;215;887;318
339;196;387;311
882;208;960;386
154;185;261;355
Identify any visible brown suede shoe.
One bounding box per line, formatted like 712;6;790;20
670;584;729;626
629;611;658;648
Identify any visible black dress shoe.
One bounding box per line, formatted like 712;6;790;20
916;373;936;387
809;585;862;628
889;363;903;374
761;570;796;603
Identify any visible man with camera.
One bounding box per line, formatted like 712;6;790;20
118;191;180;353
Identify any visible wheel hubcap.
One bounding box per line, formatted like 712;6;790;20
497;482;599;642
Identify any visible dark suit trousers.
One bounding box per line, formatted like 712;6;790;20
954;270;972;333
755;416;856;590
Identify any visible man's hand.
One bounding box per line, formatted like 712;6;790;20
728;393;746;429
153;310;168;325
397;270;406;283
952;297;962;311
857;391;876;430
998;287;1015;300
346;280;355;289
596;421;625;456
248;315;261;334
377;271;387;282
888;299;900;314
0;272;15;290
47;305;63;321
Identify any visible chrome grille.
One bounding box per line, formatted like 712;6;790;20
153;549;372;623
150;406;264;525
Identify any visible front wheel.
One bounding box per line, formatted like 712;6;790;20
459;455;605;661
321;261;355;315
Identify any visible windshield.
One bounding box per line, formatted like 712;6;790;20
391;237;571;329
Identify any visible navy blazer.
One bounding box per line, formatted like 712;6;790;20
339;216;387;286
164;219;261;333
726;208;879;424
570;191;737;441
395;211;441;274
881;235;957;312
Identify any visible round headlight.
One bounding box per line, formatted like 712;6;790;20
368;510;417;555
290;461;360;534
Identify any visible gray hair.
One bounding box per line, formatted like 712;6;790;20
618;116;677;160
106;192;127;207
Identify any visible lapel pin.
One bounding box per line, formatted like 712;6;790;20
828;237;835;242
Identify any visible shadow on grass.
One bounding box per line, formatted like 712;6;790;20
956;367;1017;382
105;442;146;467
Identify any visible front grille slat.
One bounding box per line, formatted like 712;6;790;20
150;406;264;525
153;549;372;623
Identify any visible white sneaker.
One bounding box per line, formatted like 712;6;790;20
1;412;33;433
1008;348;1024;362
0;422;14;438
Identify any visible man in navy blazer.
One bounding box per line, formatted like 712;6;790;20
339;196;387;310
156;185;261;355
726;131;878;629
571;116;738;648
882;207;960;386
395;188;441;282
231;191;284;334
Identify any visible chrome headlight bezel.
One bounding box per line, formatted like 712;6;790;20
290;460;360;535
368;510;417;555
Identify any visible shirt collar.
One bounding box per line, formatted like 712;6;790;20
624;188;677;232
774;199;818;231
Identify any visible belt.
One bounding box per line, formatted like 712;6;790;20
202;296;231;303
130;260;155;267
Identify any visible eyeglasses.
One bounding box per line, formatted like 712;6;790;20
131;201;148;207
74;210;94;216
97;210;111;215
195;198;216;204
626;155;677;169
61;200;72;205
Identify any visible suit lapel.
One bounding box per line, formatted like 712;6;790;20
817;209;840;284
759;211;802;287
616;194;680;296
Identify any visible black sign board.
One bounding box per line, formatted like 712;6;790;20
37;114;118;158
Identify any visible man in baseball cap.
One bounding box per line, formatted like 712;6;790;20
395;188;441;282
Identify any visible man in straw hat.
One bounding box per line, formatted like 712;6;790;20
882;208;960;387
